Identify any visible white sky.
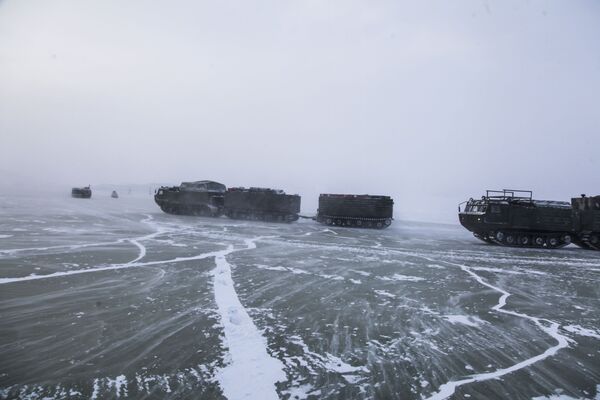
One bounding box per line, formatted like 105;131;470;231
1;0;599;221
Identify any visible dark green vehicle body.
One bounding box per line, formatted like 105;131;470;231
459;190;574;248
571;195;600;250
459;189;600;250
155;182;301;222
224;187;301;222
72;186;92;199
154;181;226;216
317;194;394;229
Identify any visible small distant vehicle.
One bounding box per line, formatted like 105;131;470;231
111;191;119;199
71;186;92;199
154;181;226;216
316;194;394;229
459;189;599;250
224;187;301;222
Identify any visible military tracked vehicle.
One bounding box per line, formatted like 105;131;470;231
72;186;92;199
154;181;226;216
224;187;301;222
317;194;394;229
571;195;600;250
458;189;598;250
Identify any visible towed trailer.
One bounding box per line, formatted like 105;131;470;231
316;194;394;229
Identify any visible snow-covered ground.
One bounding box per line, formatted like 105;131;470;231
0;194;599;399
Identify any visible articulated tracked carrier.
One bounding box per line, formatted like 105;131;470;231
71;186;92;199
224;187;301;222
317;194;394;229
459;189;575;249
154;181;226;216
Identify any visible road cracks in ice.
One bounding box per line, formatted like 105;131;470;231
1;215;599;399
0;215;291;399
0;215;193;284
417;256;572;400
238;231;600;399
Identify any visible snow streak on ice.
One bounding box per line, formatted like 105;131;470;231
211;238;286;400
422;259;571;400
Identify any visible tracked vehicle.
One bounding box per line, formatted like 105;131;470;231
224;187;300;222
572;195;600;250
459;190;575;249
317;194;394;229
71;186;92;199
154;181;226;216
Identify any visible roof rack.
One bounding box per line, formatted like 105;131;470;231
486;189;532;201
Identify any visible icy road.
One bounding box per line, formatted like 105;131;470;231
0;195;599;399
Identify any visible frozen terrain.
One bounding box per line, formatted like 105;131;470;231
0;194;599;399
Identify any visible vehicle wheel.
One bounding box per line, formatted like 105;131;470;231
535;236;545;246
495;231;505;241
520;236;530;246
384;218;392;226
335;219;343;226
506;235;515;245
376;222;383;229
548;237;559;247
562;234;572;244
326;218;333;225
356;220;363;226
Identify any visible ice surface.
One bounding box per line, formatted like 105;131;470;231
0;195;599;399
443;315;487;327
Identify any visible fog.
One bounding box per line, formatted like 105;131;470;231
1;0;599;222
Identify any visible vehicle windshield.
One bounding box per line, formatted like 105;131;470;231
465;201;487;213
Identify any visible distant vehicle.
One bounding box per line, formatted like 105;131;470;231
459;189;599;250
71;186;92;199
154;180;226;216
317;194;394;229
224;187;301;222
111;191;119;199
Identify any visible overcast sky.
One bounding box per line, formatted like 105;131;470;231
1;0;599;221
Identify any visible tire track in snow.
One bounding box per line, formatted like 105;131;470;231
420;257;570;400
211;237;286;400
